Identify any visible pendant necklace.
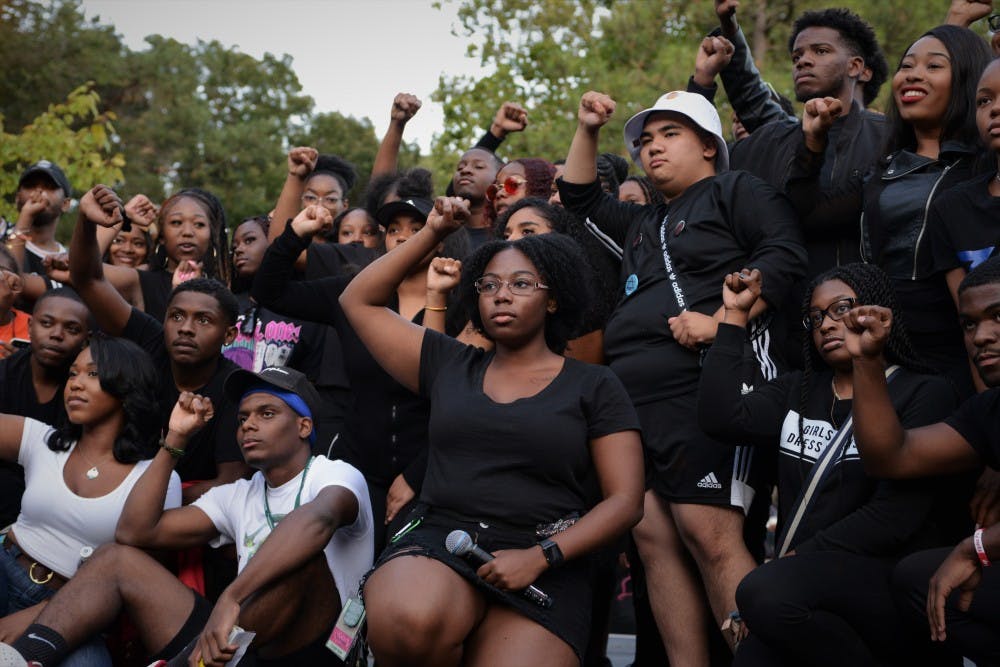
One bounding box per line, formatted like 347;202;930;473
76;443;112;480
830;377;845;430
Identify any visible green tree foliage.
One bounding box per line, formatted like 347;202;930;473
0;83;124;232
0;0;127;130
428;0;980;172
1;0;388;226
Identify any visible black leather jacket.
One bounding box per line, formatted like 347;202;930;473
692;26;888;275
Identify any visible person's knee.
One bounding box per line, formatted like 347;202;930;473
365;581;455;658
83;543;144;580
735;563;803;634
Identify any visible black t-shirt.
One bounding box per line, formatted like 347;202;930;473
418;329;640;528
138;268;173;324
0;349;66;526
465;227;492;251
121;308;243;481
559;173;807;404
929;172;1000;274
701;323;968;555
946;388;1000;468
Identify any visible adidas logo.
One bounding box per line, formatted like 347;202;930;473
697;473;722;489
741;382;754;395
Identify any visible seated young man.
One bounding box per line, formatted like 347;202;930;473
68;185;250;504
0;365;373;667
844;255;1000;665
0;287;91;527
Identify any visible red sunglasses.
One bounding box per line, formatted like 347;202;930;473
486;175;528;201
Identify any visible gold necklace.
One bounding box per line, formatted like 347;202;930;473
76;443;113;480
830;377;845;429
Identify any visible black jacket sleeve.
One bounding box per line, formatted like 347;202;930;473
251;226;348;325
558;178;644;248
724;174;808;309
784;139;866;239
686;76;718;104
474;129;504;153
699;323;796;447
718;26;795;133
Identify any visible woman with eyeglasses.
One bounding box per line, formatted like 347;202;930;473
697;263;971;667
340;196;643;667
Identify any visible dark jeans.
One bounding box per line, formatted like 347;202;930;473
734;551;952;667
893;547;1000;667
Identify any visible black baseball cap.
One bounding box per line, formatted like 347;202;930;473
18;160;72;197
375;197;433;228
224;366;322;420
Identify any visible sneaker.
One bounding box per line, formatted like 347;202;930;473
0;643;29;667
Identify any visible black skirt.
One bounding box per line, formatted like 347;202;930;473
368;505;592;661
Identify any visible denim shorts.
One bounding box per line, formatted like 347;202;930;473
0;538;113;667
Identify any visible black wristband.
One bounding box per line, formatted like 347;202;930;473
538;538;564;567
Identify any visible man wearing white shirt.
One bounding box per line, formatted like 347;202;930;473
0;365;373;667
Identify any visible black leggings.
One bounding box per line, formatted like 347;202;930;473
733;551;953;667
893;547;1000;667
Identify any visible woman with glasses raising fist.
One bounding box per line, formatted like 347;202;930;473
340;196;644;667
697;263;972;666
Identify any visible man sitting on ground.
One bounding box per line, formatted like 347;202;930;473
0;365;373;667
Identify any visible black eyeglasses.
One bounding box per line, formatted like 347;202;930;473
990;14;1000;32
802;297;857;331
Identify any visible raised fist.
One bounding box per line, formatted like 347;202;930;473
491;102;529;137
288;147;319;179
425;197;470;236
124;194;159;229
390;93;422;124
802;97;844;153
578;92;617;132
290;204;334;238
79;185;123;228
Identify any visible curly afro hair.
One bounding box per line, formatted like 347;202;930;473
789;9;885;103
458;233;591;354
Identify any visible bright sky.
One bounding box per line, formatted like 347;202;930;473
78;0;486;153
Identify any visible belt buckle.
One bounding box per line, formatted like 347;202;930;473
28;561;53;585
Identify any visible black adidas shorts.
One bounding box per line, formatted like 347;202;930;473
637;392;758;512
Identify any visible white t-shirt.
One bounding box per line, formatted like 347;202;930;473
193;455;373;605
13;418;182;578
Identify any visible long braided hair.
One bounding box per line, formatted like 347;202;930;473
796;263;934;466
149;188;231;287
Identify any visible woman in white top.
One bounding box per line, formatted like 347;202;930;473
0;334;181;666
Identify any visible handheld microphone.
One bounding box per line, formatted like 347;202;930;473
445;530;553;608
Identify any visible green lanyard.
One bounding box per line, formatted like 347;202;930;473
263;456;314;531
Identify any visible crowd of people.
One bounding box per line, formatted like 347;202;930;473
1;0;1000;665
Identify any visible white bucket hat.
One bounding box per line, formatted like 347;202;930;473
623;91;729;171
